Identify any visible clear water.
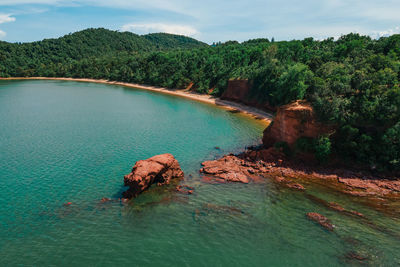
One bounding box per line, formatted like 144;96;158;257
0;80;399;266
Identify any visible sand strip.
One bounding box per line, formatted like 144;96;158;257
0;77;273;124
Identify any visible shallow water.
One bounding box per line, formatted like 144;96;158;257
0;80;399;266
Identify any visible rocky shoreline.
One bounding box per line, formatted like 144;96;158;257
200;146;400;199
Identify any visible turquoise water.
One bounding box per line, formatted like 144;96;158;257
0;80;399;266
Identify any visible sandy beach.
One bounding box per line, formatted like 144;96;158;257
0;77;273;124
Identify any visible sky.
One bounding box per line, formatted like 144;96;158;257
0;0;399;44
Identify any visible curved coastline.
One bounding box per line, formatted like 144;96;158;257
0;77;272;125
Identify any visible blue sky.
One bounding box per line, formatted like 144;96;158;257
0;0;399;43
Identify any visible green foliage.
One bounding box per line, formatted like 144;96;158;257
314;136;332;163
380;122;400;170
1;28;400;171
295;137;315;153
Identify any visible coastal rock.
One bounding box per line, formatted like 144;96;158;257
123;154;184;198
306;212;335;231
338;177;400;196
262;100;332;147
200;155;252;183
199;146;400;200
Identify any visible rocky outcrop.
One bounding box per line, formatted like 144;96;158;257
123;154;184;198
263;100;332;147
199;150;286;183
200;146;400;203
200;155;253;183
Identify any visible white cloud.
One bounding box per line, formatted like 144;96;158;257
1;0;400;42
0;14;16;40
0;0;61;4
370;27;400;39
0;14;16;24
121;23;198;36
0;29;6;38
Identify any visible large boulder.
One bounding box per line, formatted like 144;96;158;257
263;100;332;147
123;154;184;198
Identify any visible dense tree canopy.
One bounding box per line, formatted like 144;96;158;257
1;28;399;171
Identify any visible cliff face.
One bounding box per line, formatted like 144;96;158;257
222;81;330;147
221;79;276;111
221;79;252;102
263;101;331;147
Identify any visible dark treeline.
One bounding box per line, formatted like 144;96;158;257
1;28;399;172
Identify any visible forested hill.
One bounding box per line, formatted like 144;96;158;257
0;28;207;64
1;30;400;172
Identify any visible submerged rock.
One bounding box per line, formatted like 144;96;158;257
345;251;369;262
306;212;335;231
176;185;194;195
123;153;184;199
100;197;111;203
274;176;305;191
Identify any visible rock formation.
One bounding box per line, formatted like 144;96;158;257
200;154;267;183
262;100;332;147
123;153;184;198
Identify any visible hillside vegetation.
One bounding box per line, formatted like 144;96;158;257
0;29;399;172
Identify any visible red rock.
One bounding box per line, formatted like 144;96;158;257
100;197;111;203
328;202;345;212
338;178;373;190
247;168;255;174
306;212;335;231
200;155;252;183
123;154;184;198
349;210;364;218
262;101;333;147
286;183;306;190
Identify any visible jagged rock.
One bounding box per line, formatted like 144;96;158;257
123;154;184;198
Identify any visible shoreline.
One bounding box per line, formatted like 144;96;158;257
0;77;272;125
200;147;400;215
